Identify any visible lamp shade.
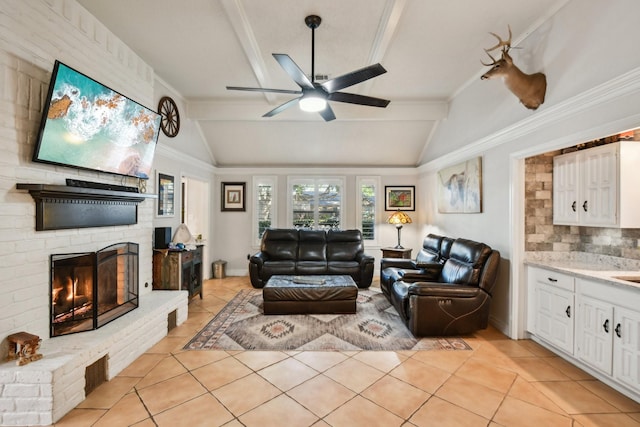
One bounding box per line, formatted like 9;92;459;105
387;210;412;225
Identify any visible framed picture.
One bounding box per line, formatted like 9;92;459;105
385;186;415;211
157;172;175;217
221;182;246;212
437;156;482;213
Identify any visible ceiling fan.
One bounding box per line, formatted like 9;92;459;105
226;15;390;121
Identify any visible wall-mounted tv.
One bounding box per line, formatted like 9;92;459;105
33;60;161;179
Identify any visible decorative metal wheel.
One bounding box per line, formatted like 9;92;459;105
158;96;180;137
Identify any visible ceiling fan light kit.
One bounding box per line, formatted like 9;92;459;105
226;15;390;121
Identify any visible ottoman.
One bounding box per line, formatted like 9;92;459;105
263;275;358;315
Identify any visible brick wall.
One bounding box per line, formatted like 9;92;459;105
525;145;640;259
0;1;171;424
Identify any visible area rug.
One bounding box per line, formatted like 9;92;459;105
184;289;472;351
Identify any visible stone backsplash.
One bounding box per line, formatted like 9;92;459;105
524;147;640;260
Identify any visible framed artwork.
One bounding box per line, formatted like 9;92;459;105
221;182;246;212
385;186;415;211
156;172;175;217
437;156;482;213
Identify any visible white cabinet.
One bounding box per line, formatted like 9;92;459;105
527;267;575;354
553;141;640;227
575;278;640;393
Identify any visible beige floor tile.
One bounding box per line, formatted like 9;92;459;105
324;395;404;427
137;372;207;415
409;396;489;427
258;357;319;391
532;380;619;415
135;355;188;389
288;374;356;417
145;336;189;354
435;375;505;420
239;394;318;427
92;392;149;426
294;350;349;372
53;408;106;426
389;358;451;394
572;413;640;427
361;375;429;419
211;373;282;416
166;322;201;338
324;357;385;393
543;356;594;381
152;394;234;427
117;353;165;377
410;349;471;373
500;356;570;382
130;418;156;427
77;376;140;409
577;379;640;413
518;339;559;357
234;350;290;371
175;349;230;371
352;351;405;372
191;356;253;391
311;421;331;427
493;396;574;427
455;357;517;393
507;377;568;415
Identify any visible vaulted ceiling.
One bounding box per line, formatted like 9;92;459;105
78;0;567;167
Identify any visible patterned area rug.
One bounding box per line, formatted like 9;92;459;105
184;289;471;351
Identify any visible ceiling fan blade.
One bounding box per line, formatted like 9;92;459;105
226;86;302;95
273;54;315;90
321;63;387;93
328;92;390;108
262;97;301;118
318;104;336;121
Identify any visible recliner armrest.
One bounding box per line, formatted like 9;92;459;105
380;258;417;270
356;252;375;264
407;282;482;298
249;252;268;267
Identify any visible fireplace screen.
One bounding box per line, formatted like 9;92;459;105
50;242;139;337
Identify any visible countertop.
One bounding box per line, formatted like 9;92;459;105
524;252;640;291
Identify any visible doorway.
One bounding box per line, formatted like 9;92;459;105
181;175;211;278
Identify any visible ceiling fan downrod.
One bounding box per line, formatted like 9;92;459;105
305;15;321;83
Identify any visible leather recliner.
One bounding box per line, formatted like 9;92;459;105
249;228;374;288
388;238;500;336
379;234;454;297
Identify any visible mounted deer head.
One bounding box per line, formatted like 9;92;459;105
481;26;547;110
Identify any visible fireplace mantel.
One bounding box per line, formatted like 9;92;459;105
17;183;157;230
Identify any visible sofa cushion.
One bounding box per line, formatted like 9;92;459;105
262;260;296;277
326;229;364;261
261;229;299;260
296;261;328;275
440;239;492;285
415;234;443;264
298;230;327;261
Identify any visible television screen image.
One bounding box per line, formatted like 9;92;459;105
33;61;161;179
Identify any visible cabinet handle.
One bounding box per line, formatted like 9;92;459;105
582;201;588;212
547;277;558;283
615;323;622;338
571;201;577;212
565;306;571;318
603;319;609;333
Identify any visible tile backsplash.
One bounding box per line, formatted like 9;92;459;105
525;148;640;260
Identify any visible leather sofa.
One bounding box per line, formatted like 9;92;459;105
380;234;500;336
249;228;374;288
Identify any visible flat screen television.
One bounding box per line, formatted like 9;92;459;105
33;60;161;179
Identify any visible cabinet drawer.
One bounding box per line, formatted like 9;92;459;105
530;267;574;292
181;251;194;263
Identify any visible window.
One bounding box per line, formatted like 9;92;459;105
356;176;380;245
288;177;344;230
253;176;277;245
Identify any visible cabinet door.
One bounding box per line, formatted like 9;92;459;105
576;294;613;375
580;145;617;226
536;282;575;354
553;153;579;225
613;307;640;390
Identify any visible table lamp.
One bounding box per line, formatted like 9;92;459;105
387;210;412;249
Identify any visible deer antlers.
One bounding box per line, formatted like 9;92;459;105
481;25;512;66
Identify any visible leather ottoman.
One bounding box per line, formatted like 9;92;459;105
263;275;358;314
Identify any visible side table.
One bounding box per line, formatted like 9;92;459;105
381;247;412;259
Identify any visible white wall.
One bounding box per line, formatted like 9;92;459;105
420;0;640;337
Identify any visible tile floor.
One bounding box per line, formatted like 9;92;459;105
52;277;640;426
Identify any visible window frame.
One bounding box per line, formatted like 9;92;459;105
287;176;345;230
252;176;277;246
356;176;380;246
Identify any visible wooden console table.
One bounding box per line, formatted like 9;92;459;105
380;247;412;259
153;245;203;299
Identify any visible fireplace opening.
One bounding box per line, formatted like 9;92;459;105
50;242;139;337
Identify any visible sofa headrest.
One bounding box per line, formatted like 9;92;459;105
299;230;327;242
326;229;362;242
440;238;492;286
441;237;455;260
415;234;443;264
261;229;299;260
262;229;299;243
